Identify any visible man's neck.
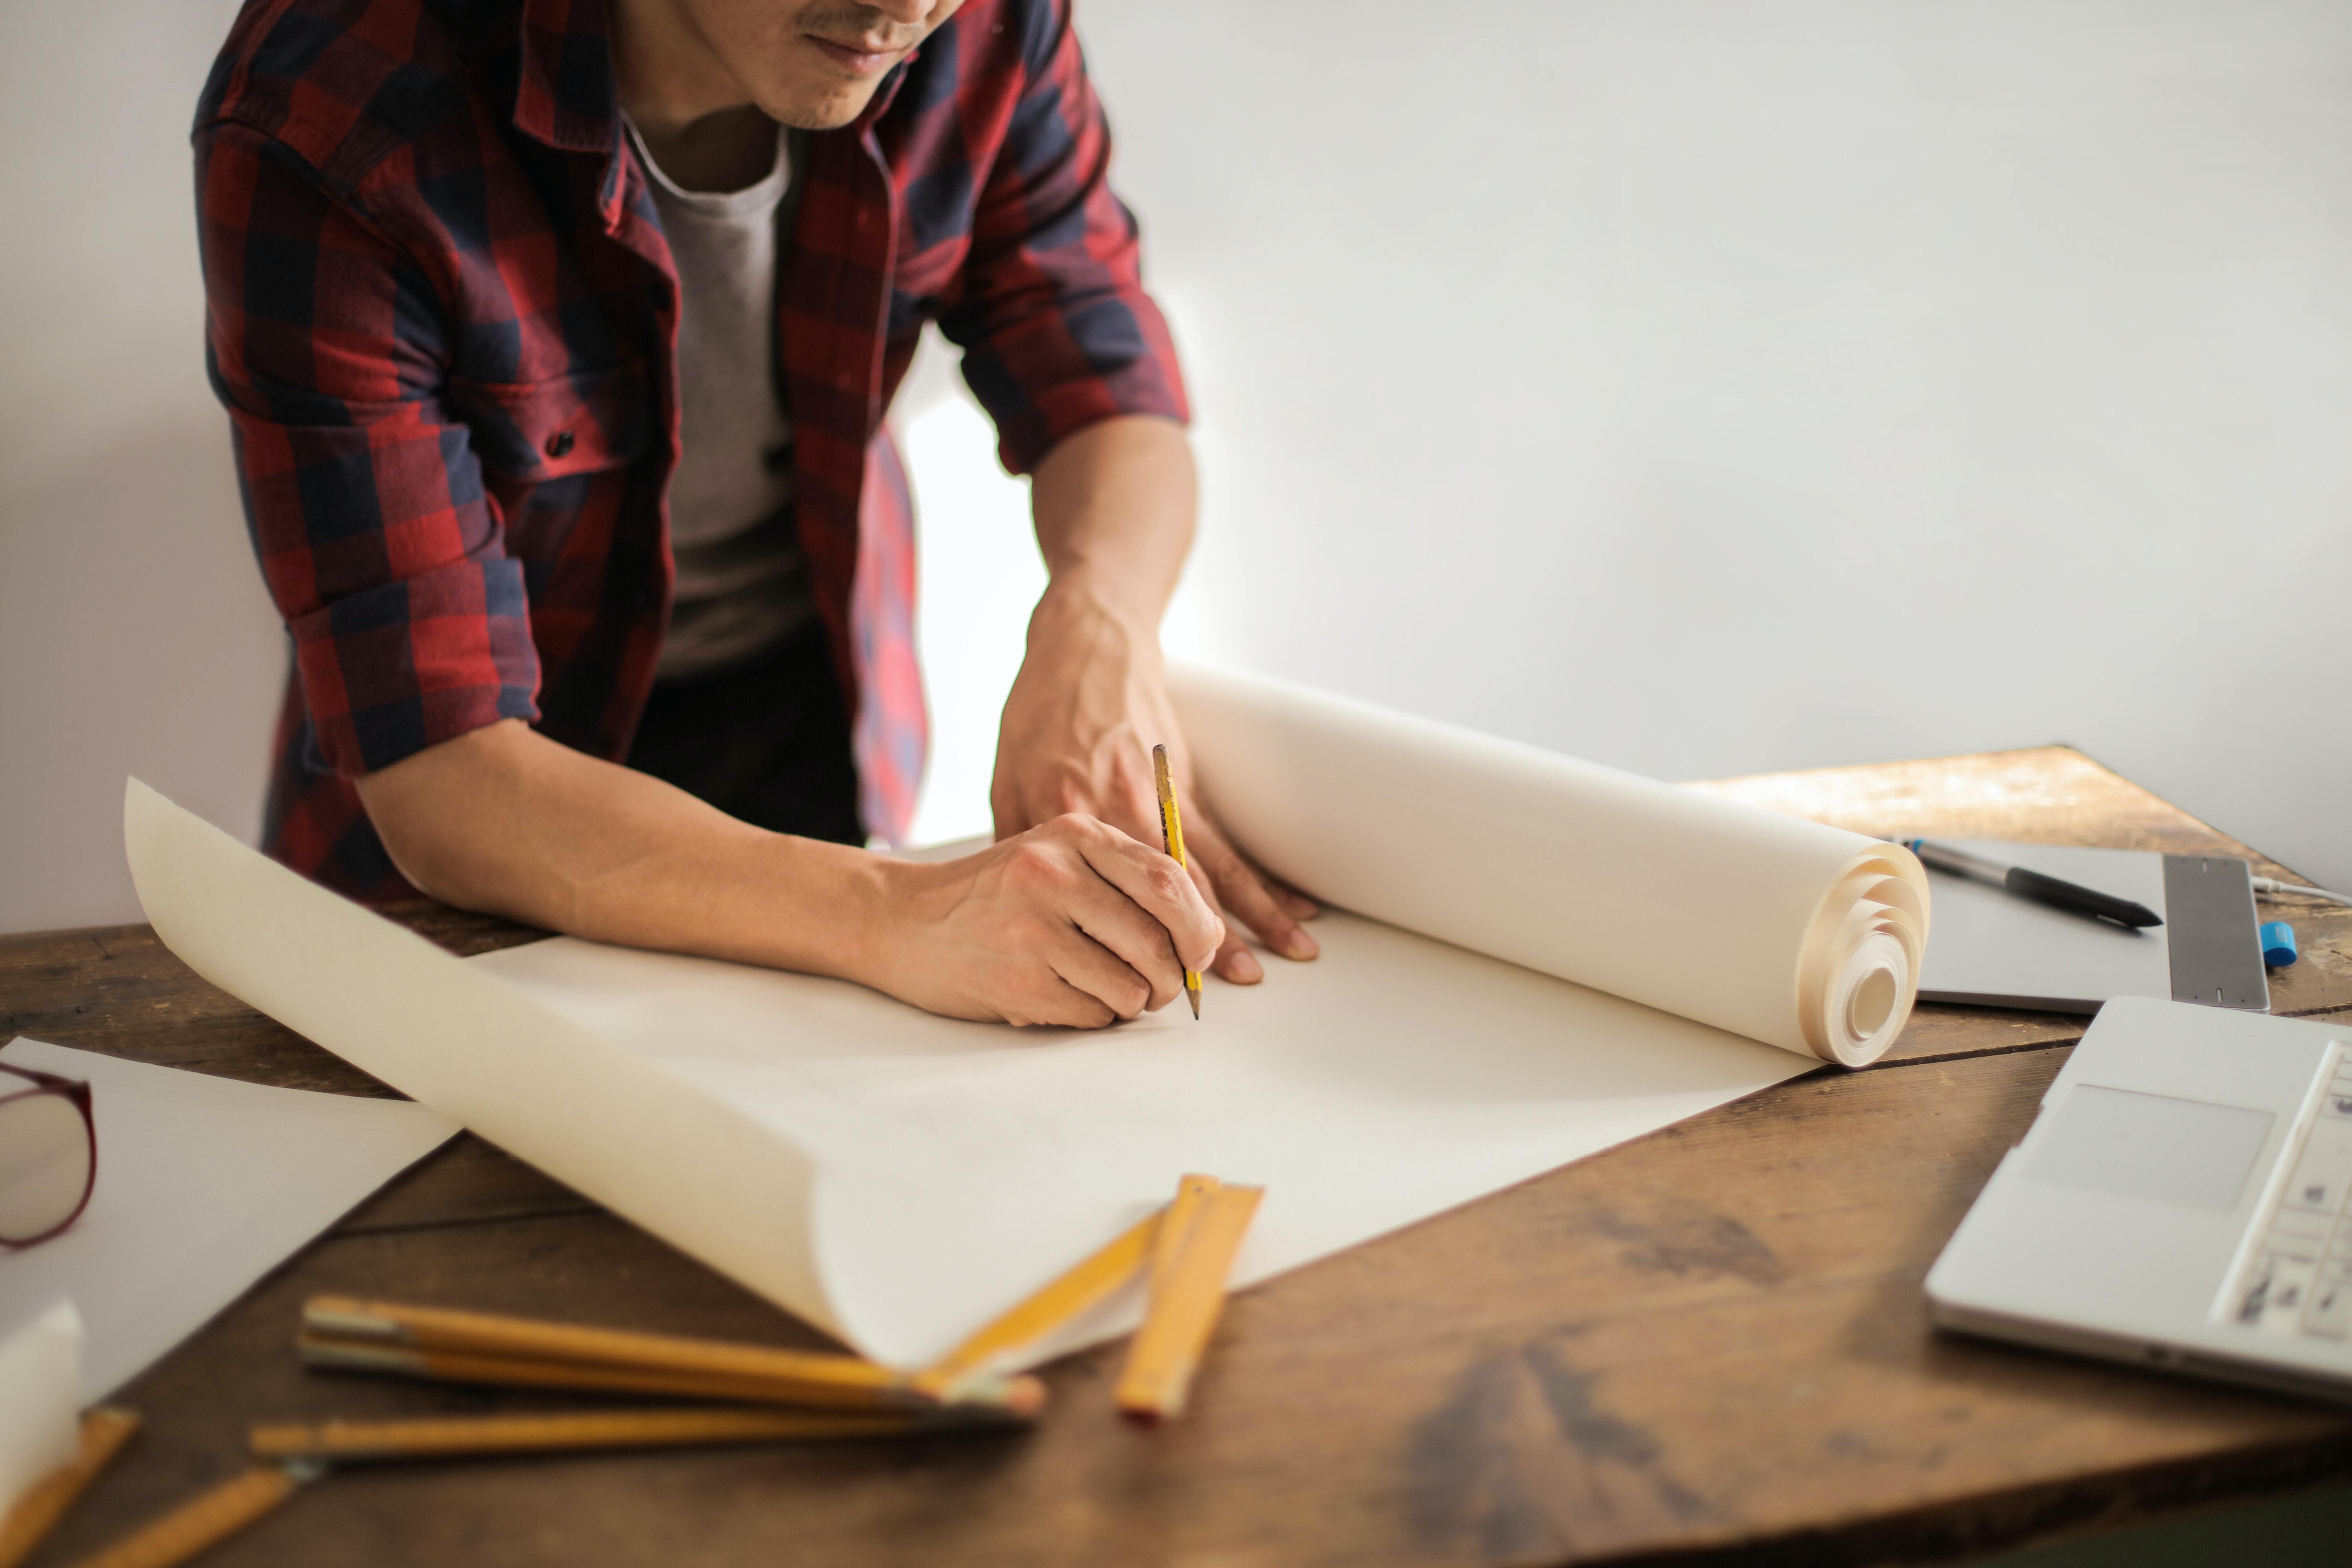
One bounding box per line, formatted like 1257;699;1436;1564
633;105;779;194
611;0;776;193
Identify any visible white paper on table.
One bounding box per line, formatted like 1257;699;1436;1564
0;1039;456;1401
122;664;1929;1370
0;1299;80;1518
470;913;1810;1367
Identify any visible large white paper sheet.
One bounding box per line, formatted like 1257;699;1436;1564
470;916;1808;1367
120;666;1928;1369
0;1039;456;1400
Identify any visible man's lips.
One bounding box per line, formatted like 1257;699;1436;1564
805;34;908;77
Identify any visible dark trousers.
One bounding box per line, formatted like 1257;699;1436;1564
624;627;865;846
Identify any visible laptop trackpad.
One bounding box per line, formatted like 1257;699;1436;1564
2027;1085;2274;1210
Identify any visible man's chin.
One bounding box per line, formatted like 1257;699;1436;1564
757;76;887;131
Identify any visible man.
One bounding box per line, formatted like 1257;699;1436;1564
195;0;1317;1027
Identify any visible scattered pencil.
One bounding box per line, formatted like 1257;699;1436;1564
1148;1173;1223;1288
0;1408;140;1568
55;1461;318;1568
915;1172;1263;1420
915;1207;1165;1401
1116;1176;1263;1421
299;1296;1040;1419
249;1407;960;1465
64;1192;1264;1568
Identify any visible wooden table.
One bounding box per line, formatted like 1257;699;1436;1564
7;747;2352;1567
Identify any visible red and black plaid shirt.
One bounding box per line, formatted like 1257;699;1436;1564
196;0;1187;897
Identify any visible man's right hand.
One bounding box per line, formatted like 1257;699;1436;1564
859;815;1224;1028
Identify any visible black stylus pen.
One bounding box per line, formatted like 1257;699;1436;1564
1902;839;2163;929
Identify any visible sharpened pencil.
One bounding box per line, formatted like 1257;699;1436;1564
57;1463;315;1568
248;1407;962;1464
0;1409;140;1568
297;1297;1041;1418
913;1207;1163;1401
1151;744;1203;1019
1148;1174;1223;1290
1116;1179;1262;1421
296;1333;1032;1421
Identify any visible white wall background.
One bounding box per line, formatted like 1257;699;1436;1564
0;0;285;935
4;0;2347;933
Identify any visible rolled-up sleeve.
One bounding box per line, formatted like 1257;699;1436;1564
937;0;1189;475
198;121;539;777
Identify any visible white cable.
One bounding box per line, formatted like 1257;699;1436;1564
2251;876;2352;908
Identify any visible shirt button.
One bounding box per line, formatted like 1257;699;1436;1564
544;430;576;458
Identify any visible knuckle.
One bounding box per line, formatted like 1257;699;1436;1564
1145;859;1188;906
1002;842;1064;893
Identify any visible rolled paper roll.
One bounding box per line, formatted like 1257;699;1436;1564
1171;665;1929;1067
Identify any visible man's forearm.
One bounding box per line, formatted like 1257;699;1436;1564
352;713;1223;1029
354;719;886;975
1027;414;1196;634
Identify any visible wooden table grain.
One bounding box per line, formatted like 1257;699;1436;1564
5;746;2350;1567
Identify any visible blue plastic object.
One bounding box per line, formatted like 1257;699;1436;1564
2260;921;2298;968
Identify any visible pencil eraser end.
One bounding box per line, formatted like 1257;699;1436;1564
2260;921;2298;968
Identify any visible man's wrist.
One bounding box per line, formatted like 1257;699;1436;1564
747;833;897;984
1028;573;1161;655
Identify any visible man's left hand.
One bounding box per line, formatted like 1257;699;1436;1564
991;587;1318;985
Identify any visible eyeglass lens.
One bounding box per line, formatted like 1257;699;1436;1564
0;1091;94;1244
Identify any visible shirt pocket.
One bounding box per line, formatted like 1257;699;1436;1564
447;361;653;482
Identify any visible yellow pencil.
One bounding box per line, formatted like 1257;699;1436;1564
1115;1179;1263;1421
296;1296;1041;1417
0;1409;140;1568
248;1407;947;1463
913;1207;1164;1401
1151;744;1203;1020
57;1463;316;1568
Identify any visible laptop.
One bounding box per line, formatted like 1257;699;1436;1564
1926;997;2352;1402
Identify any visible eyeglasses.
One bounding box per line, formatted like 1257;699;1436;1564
0;1060;97;1247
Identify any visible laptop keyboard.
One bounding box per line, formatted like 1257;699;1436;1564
2232;1047;2352;1339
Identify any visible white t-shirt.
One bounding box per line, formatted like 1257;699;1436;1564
625;117;813;681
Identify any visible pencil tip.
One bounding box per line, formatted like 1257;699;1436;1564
1188;990;1201;1021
